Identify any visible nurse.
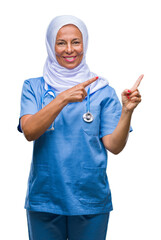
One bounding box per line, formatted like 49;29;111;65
18;15;143;240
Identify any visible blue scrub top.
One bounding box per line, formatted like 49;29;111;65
18;77;132;215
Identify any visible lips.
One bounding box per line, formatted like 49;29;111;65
63;56;77;62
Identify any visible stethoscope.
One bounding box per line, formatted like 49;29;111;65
82;88;94;123
42;87;56;131
42;86;94;130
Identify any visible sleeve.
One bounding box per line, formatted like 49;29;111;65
99;88;133;138
17;80;38;133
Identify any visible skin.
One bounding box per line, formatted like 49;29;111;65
55;24;83;69
20;77;98;141
21;24;143;154
102;74;143;154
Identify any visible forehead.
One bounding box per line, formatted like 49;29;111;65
56;24;82;39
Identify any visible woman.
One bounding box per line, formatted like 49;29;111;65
18;15;143;240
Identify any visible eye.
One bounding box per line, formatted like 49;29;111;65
57;42;66;45
73;41;80;45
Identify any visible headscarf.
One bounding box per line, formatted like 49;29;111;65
43;15;109;94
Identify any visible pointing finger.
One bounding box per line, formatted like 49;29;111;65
131;74;144;91
82;76;99;88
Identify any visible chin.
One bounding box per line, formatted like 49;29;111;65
65;65;77;69
65;61;82;69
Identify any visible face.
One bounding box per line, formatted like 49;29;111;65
55;24;83;69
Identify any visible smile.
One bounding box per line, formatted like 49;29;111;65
63;56;77;62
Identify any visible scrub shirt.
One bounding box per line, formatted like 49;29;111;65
18;77;132;216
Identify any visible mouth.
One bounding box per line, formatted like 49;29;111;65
63;56;77;62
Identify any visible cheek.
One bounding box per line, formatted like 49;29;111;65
77;47;83;56
55;51;61;57
55;50;63;64
55;46;63;57
76;46;84;61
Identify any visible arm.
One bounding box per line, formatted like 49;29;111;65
21;76;98;141
21;94;68;141
102;74;144;154
102;108;132;154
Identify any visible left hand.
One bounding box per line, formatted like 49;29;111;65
122;74;144;112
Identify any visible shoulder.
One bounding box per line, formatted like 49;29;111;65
100;84;116;95
95;84;118;101
23;76;44;89
22;77;45;97
96;85;121;109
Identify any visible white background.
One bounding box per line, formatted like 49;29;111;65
1;0;161;239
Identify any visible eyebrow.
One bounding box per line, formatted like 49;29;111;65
72;38;81;41
56;38;81;42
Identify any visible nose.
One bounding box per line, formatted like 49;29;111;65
66;43;74;54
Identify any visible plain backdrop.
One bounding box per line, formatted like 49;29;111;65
1;0;161;239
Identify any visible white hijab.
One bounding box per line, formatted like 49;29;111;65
43;15;109;94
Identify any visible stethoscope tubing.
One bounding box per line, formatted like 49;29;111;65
42;85;94;128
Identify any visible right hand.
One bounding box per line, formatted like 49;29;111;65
59;76;98;103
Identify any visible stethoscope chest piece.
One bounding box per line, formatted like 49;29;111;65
83;112;94;123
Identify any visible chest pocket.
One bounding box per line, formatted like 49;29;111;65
81;107;100;136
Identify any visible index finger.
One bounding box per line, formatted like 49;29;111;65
82;76;99;88
131;74;144;91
